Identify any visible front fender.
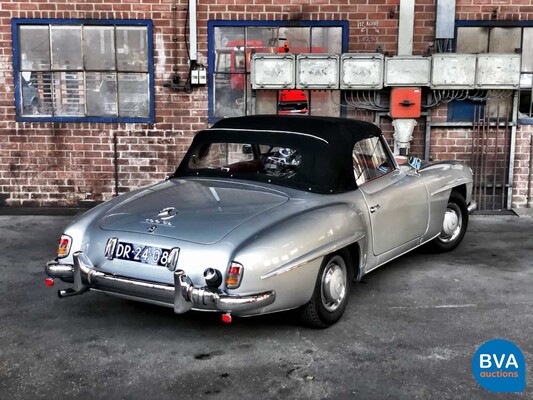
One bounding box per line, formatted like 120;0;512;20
230;203;365;313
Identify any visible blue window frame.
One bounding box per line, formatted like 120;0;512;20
12;18;155;123
207;20;349;123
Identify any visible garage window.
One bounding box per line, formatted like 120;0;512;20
12;19;154;123
208;21;348;123
452;22;533;124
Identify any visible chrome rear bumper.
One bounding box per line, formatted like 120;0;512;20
45;252;275;315
467;200;477;214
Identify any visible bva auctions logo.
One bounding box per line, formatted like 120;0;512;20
472;339;526;393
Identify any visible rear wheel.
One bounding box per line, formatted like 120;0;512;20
299;251;354;329
428;191;469;252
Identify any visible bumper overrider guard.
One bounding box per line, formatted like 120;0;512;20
45;251;276;314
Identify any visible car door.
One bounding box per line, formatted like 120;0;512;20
352;136;429;257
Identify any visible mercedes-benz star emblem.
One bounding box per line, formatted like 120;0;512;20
157;207;179;220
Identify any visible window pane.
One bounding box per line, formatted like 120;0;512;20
19;26;50;71
214;26;245;50
279;27;311;52
116;27;148;71
214;73;244;118
489;27;521;53
311;27;342;53
456;27;488;53
53;71;85;116
246;27;277;46
20;71;53;116
118;73;149;117
522;28;533;73
246;26;277;69
215;51;232;73
51;26;83;70
84;26;116;70
86;72;117;116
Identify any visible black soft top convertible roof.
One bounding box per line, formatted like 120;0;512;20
175;115;382;193
213;115;381;145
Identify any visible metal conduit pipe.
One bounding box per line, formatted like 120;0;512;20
527;135;533;208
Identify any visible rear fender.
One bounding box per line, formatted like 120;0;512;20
230;204;365;312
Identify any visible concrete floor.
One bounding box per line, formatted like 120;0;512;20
0;214;532;399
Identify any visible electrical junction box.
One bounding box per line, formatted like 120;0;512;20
296;54;339;89
198;68;207;85
384;56;431;87
251;54;295;89
390;87;422;118
431;54;476;89
191;69;199;85
340;53;384;90
475;54;521;89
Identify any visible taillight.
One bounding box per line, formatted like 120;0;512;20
225;261;243;289
56;234;72;258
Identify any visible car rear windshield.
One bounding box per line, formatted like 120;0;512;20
175;127;362;193
187;142;303;179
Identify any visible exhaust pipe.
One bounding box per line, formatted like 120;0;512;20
58;288;87;298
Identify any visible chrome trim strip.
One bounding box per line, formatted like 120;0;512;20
261;231;365;280
209;128;329;144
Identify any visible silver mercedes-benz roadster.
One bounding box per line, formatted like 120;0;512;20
45;116;476;328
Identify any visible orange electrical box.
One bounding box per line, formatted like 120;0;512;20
390;87;422;118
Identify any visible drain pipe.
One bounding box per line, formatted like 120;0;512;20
398;0;415;55
113;132;119;197
189;0;197;62
527;135;533;208
390;0;417;155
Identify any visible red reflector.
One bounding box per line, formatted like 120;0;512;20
44;278;54;287
222;313;232;324
228;266;241;275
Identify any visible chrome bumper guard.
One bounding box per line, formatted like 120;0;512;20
46;252;276;314
467;200;477;214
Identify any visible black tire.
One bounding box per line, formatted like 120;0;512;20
299;251;354;329
427;191;469;253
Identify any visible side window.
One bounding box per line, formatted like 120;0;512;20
352;137;393;186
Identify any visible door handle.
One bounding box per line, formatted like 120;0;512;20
370;204;380;213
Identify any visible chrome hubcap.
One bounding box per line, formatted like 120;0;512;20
320;256;347;312
439;203;462;243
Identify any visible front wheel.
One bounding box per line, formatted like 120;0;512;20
298;251;354;329
428;191;469;252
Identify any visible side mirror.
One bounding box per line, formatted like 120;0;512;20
242;144;252;154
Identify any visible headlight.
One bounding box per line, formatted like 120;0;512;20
56;234;72;258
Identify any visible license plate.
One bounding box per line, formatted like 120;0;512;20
114;241;171;267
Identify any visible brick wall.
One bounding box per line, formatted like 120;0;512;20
0;0;532;209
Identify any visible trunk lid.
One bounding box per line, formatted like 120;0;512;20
99;179;289;244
